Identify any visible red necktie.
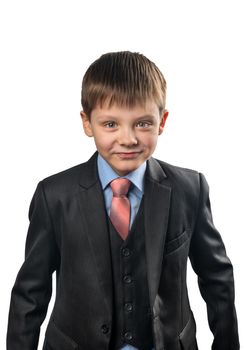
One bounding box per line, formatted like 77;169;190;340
110;178;131;240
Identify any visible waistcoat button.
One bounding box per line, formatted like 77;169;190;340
124;302;133;312
124;331;133;340
122;248;131;257
123;275;132;283
101;324;109;334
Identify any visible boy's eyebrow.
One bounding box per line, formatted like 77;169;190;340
96;114;157;120
135;114;156;119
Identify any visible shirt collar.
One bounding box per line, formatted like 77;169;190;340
97;153;146;193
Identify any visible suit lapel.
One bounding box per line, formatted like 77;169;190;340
77;152;113;315
144;157;172;310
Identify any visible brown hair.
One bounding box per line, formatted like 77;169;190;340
81;51;167;118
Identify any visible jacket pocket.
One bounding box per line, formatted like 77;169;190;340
44;320;78;350
164;229;191;255
179;312;198;350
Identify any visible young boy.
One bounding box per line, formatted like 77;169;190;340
7;51;239;350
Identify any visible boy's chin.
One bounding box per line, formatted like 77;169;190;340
111;162;142;176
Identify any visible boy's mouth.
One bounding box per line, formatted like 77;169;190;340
115;152;142;159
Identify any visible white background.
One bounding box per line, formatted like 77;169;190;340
0;0;243;348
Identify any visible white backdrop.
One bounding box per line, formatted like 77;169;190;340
1;1;243;349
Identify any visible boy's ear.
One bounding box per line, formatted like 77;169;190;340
80;111;94;137
158;110;169;135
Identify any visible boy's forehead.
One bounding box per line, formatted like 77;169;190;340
91;99;160;117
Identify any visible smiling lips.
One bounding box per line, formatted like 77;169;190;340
115;151;142;159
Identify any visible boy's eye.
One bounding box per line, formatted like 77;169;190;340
136;121;151;128
104;121;117;128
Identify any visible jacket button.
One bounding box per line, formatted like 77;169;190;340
124;331;133;340
123;275;132;283
122;248;131;257
101;324;109;334
124;302;133;312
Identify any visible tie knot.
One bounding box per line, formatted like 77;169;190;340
110;178;131;197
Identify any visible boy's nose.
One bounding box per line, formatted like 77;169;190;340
118;129;138;146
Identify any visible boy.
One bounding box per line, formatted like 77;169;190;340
7;51;239;350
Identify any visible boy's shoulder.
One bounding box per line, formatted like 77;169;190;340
39;154;97;194
42;162;84;184
153;157;200;179
155;158;199;175
151;158;201;192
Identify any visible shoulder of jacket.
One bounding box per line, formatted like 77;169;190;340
42;163;83;184
154;158;199;177
152;158;202;197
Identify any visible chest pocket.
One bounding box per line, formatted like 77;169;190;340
164;229;191;255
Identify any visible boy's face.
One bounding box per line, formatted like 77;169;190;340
81;101;168;176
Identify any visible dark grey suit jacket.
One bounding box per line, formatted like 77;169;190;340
7;153;239;350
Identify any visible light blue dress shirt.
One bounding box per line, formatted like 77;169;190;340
97;154;155;350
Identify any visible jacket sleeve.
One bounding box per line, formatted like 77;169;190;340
189;173;239;350
7;181;60;350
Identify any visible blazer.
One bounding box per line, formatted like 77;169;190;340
7;152;239;350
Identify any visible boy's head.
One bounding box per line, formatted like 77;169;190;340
80;51;168;176
81;51;167;118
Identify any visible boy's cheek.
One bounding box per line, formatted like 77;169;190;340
94;135;110;146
